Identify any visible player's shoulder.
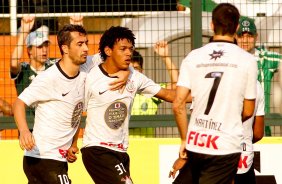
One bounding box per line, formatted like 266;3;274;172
40;62;58;78
81;53;103;73
129;66;146;80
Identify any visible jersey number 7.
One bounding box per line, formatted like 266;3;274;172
204;72;224;115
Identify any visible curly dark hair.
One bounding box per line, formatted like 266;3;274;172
99;26;135;61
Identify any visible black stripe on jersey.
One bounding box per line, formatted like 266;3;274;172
56;60;80;79
99;64;118;78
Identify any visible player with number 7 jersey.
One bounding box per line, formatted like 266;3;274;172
172;3;258;184
178;40;257;155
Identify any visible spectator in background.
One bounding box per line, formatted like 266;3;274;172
176;0;186;11
233;81;264;184
10;15;85;123
236;16;282;136
0;97;13;116
10;16;53;116
130;41;178;137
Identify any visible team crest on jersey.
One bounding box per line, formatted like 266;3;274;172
209;50;224;60
71;102;83;128
126;80;135;93
104;101;127;129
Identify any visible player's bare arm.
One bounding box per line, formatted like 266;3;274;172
252;115;264;143
155;87;192;103
154;88;175;102
242;99;256;122
67;128;80;163
13;98;35;151
173;86;190;159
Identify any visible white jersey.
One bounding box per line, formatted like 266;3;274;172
237;81;264;174
18;56;100;162
83;64;161;152
177;41;257;155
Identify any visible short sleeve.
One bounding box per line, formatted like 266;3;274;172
177;57;191;89
18;72;53;107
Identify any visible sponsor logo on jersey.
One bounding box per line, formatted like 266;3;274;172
62;91;70;96
99;89;108;95
71;102;83;128
104;101;127;129
238;155;249;169
100;142;125;151
59;149;68;158
187;131;219;149
209;50;224;60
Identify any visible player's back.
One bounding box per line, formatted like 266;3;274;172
179;41;257;155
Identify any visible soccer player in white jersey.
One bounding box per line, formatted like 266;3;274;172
81;26;178;184
13;24;129;184
234;81;264;184
13;24;89;184
172;3;257;184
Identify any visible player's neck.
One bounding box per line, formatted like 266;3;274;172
101;61;119;74
59;58;80;77
213;35;235;43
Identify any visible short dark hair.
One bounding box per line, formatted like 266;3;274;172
212;3;240;36
131;50;143;69
99;26;135;61
57;24;87;55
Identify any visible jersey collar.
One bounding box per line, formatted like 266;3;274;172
56;60;80;79
209;37;237;45
99;64;118;78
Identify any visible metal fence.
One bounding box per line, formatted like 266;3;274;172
1;0;282;139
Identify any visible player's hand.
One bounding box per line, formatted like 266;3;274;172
179;141;187;159
21;16;35;34
108;70;130;91
70;15;84;26
154;40;169;58
67;146;79;163
19;129;35;151
169;157;188;179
